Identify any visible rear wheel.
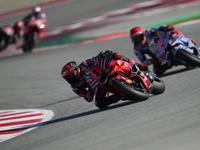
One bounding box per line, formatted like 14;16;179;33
111;79;149;101
176;49;200;66
22;33;35;53
0;39;5;51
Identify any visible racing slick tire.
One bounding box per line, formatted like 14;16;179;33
151;77;165;95
176;49;200;67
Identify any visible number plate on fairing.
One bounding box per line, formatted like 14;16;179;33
149;32;170;62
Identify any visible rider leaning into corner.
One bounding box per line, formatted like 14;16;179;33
0;20;23;49
129;24;199;76
61;50;149;109
22;6;46;27
12;20;24;43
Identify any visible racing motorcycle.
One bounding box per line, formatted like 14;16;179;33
0;25;14;52
83;58;165;103
149;30;200;68
22;16;46;53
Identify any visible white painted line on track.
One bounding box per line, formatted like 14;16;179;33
0;109;54;143
42;0;200;39
42;0;168;39
175;19;200;27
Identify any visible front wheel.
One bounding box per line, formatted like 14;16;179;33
151;77;165;95
176;49;200;66
111;79;149;101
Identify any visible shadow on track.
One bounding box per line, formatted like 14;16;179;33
41;100;140;127
37;96;80;108
158;67;196;78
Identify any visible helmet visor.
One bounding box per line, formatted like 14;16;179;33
65;61;78;85
65;73;77;85
132;34;145;44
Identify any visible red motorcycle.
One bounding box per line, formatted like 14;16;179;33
84;58;165;102
22;16;46;53
0;25;14;51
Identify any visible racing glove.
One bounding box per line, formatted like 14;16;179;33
100;50;113;59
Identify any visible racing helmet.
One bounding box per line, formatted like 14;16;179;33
32;6;41;16
130;27;146;45
61;61;81;86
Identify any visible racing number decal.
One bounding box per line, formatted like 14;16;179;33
157;38;166;52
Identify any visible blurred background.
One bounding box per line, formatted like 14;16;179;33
1;0;200;150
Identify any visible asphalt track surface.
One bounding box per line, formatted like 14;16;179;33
0;0;145;30
1;0;200;150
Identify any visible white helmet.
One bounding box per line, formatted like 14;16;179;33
32;6;41;15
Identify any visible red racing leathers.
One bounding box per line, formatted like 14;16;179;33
71;50;149;109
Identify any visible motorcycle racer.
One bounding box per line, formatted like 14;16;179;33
22;6;47;53
61;50;149;109
23;6;46;26
12;20;24;43
130;24;196;76
0;21;23;50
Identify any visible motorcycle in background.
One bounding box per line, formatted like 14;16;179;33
22;16;46;53
83;58;165;104
0;25;14;52
149;30;200;68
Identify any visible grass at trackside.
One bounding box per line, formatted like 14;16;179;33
36;12;200;48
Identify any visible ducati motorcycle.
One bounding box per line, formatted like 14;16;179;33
22;16;46;53
83;58;165;103
149;30;200;68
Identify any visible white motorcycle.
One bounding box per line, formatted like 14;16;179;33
149;30;200;67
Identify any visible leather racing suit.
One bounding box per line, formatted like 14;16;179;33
133;25;195;76
71;50;149;109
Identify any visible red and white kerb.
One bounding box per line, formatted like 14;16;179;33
0;109;54;143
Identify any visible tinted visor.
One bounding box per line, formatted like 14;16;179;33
65;73;77;85
65;61;79;85
132;34;144;44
